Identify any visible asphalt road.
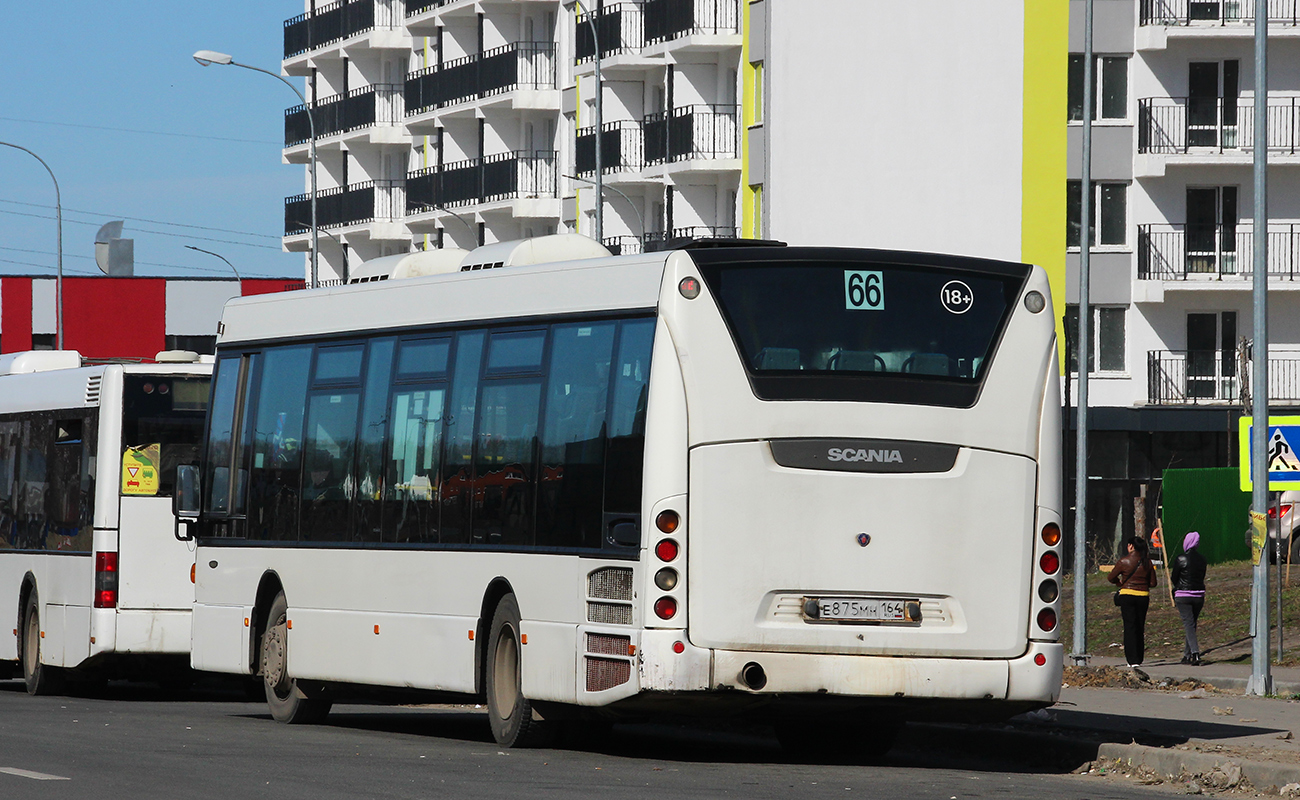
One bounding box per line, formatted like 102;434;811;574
0;678;1171;800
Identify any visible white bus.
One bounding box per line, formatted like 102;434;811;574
0;351;212;694
179;240;1063;753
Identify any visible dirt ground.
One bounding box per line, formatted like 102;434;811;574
1060;560;1300;667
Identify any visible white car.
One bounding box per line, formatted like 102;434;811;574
1267;490;1300;564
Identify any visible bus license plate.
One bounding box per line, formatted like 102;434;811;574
807;597;911;623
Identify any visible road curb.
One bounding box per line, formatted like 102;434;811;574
1098;742;1300;793
1195;677;1300;696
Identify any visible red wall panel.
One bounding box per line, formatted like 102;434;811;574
64;278;166;360
242;279;302;297
2;278;33;353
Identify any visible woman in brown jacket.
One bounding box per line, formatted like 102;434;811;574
1108;536;1157;667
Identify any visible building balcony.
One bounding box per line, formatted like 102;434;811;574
283;84;406;160
284;179;406;242
603;226;737;255
1137;0;1300;47
1147;349;1300;406
406;151;558;217
576;106;739;178
575;0;740;68
283;0;407;70
405;43;558;127
1137;223;1300;282
1136;97;1300;175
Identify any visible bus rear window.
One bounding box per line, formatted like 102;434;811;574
695;255;1028;407
122;375;210;497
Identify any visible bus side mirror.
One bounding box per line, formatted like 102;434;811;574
174;465;200;541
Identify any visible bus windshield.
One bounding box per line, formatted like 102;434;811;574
122;375;209;497
695;254;1028;406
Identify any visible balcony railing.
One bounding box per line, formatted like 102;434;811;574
575;4;645;62
1138;223;1300;279
405;43;556;115
644;105;739;164
576;121;645;174
1140;0;1300;26
406;151;558;210
644;0;740;44
1148;349;1300;405
285;0;403;58
405;0;453;16
644;226;738;250
1138;97;1300;154
285;179;404;234
284;84;403;146
603;235;645;255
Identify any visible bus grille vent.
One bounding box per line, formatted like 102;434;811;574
85;376;102;405
585;656;631;692
586;602;633;626
585;632;631;657
587;567;633;601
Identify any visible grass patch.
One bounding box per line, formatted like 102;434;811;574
1060;560;1300;666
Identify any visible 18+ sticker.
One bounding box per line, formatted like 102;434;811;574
940;280;973;314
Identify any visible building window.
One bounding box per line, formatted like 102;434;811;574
1065;305;1126;374
1069;55;1128;122
31;334;56;351
1067;180;1127;249
752;62;764;123
166;335;217;355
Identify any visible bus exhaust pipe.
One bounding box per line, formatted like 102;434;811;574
740;662;767;690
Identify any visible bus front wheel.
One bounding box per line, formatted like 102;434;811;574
21;591;63;696
485;593;548;747
261;591;331;724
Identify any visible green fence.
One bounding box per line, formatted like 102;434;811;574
1160;467;1252;565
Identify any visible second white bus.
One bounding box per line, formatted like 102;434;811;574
179;240;1063;752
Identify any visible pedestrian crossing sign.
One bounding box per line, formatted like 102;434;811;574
1238;416;1300;490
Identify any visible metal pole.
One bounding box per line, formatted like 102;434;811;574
0;142;62;350
1278;492;1285;663
184;245;242;281
565;174;644;248
1072;0;1095;667
221;60;319;288
1248;0;1272;696
576;0;603;243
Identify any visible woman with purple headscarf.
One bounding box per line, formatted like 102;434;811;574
1170;531;1208;666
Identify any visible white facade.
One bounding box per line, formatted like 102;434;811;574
281;0;1065;303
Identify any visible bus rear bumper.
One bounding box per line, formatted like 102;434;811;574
637;631;1062;704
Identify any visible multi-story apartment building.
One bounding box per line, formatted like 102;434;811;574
277;0;1065;296
1067;0;1300;552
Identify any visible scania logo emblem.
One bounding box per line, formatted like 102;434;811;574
856;533;871;547
827;447;904;464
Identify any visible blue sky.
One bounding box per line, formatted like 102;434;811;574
0;2;306;279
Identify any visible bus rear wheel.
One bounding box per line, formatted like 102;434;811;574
261;591;331;724
485;593;548;747
21;592;63;696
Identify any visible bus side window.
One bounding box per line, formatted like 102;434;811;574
18;417;51;551
300;344;365;543
204;356;243;517
354;337;396;544
0;421;18;550
439;331;485;546
604;319;654;545
538;321;615;550
245;346;312;542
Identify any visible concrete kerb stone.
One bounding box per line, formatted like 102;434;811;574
1099;742;1300;794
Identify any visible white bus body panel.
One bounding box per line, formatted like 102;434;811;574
118;498;193;610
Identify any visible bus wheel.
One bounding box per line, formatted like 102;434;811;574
261;591;331;724
485;593;548;747
21;592;63;696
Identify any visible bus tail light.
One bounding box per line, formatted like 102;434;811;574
655;539;679;562
654;597;678;620
656;510;680;534
1039;551;1060;575
1036;608;1057;632
94;552;118;609
1040;523;1061;547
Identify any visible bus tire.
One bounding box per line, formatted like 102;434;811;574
261;591;331;724
21;592;63;696
485;593;548;747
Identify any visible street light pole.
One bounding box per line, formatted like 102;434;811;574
185;245;242;281
194;50;319;288
1072;0;1095;667
1248;0;1273;697
574;1;603;243
0;141;63;350
565;174;643;250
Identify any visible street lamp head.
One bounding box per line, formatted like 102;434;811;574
193;50;234;66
